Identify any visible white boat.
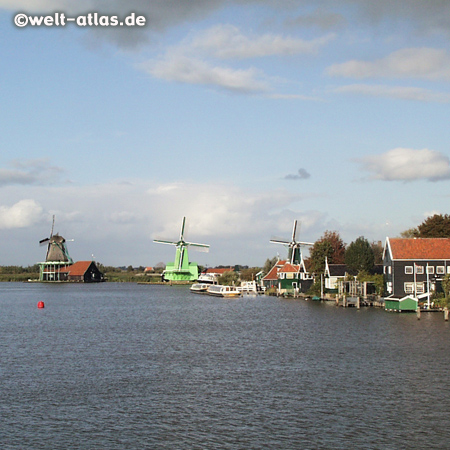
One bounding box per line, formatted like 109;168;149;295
190;283;210;294
207;284;242;298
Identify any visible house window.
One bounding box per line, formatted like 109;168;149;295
405;266;413;274
416;283;425;294
448;266;450;274
404;283;414;294
436;266;445;275
286;273;294;279
415;265;424;274
427;266;435;274
388;266;391;274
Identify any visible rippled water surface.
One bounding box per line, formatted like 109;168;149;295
1;282;450;449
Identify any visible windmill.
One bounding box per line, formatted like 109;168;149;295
38;216;73;281
153;217;209;282
39;215;73;264
270;219;313;266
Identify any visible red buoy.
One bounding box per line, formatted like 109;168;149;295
37;301;45;309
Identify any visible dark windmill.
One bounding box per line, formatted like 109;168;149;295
270;219;313;266
38;216;74;281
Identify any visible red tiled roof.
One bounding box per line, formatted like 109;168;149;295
60;261;93;276
388;238;450;260
262;260;286;280
279;263;300;273
204;267;234;275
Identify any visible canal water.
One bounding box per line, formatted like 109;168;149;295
1;282;449;449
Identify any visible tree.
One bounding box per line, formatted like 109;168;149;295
309;230;346;274
219;271;239;286
263;257;278;274
345;236;375;275
371;241;383;265
240;268;261;281
442;274;450;308
416;214;450;238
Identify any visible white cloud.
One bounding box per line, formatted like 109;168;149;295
0;199;44;230
142;55;270;93
357;148;450;182
0;159;65;187
140;24;333;94
188;24;334;59
333;84;450;103
327;48;450;81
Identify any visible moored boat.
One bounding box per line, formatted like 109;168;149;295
190;283;210;294
207;284;242;298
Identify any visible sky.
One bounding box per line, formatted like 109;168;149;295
1;0;450;268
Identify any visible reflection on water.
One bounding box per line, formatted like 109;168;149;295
1;283;449;449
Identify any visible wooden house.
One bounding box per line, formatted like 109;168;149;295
262;259;314;295
324;259;348;293
383;237;450;299
41;261;104;283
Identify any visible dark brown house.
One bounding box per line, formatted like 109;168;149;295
53;261;104;282
383;237;450;298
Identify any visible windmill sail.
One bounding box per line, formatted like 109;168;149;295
270;219;313;265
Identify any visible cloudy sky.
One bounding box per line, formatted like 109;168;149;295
1;0;450;267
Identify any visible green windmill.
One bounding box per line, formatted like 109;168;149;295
153;217;210;282
270;219;313;266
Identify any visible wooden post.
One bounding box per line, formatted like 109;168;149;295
356;296;360;309
416;308;421;320
444;307;449;321
343;296;347;308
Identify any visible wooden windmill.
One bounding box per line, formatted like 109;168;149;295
270;219;313;266
153;217;209;282
38;216;74;281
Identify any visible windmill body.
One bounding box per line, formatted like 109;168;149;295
270;220;313;268
38;217;74;281
154;217;209;282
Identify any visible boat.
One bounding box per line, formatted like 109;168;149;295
207;284;242;298
190;283;210;294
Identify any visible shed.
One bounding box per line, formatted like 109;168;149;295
385;296;418;312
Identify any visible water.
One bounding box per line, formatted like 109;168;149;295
1;282;450;449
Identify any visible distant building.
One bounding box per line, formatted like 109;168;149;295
324;261;348;293
41;261;104;283
262;259;314;295
383;237;450;298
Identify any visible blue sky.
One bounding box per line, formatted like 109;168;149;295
1;0;450;267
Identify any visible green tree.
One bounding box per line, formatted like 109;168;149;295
240;267;261;281
309;230;346;274
416;214;450;238
263;257;278;274
442;274;450;308
219;271;239;286
345;236;375;275
371;241;383;265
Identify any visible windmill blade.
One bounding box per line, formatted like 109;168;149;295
297;241;314;246
178;246;185;270
180;216;186;241
153;239;177;246
50;215;55;237
39;237;50;245
270;239;290;245
187;243;210;253
292;220;298;241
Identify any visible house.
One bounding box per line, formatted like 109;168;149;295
324;258;348;293
41;261;104;282
262;259;314;295
383;237;450;299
